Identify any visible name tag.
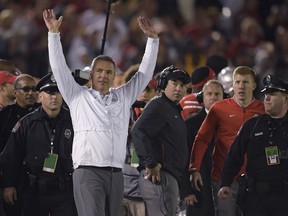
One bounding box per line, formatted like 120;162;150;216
265;146;280;166
43;153;58;173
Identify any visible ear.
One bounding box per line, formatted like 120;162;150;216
38;92;43;102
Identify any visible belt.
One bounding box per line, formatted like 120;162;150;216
78;166;122;173
98;166;122;173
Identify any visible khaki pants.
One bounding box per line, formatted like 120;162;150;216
121;197;145;216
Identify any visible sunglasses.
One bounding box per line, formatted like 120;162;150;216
15;86;36;93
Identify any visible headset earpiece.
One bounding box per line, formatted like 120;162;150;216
157;72;168;90
157;65;174;90
196;91;203;104
224;92;230;99
196;90;230;104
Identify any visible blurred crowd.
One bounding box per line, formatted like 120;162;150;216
0;0;288;82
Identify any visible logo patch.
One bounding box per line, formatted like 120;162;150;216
64;129;72;139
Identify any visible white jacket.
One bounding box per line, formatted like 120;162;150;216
48;32;159;169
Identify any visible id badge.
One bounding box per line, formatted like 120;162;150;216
131;149;139;168
265;146;280;166
43;153;58;173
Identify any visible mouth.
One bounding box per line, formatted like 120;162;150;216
26;97;35;101
238;91;245;96
98;80;107;84
173;94;181;98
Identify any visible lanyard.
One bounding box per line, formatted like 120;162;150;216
50;129;56;153
267;120;274;145
44;120;57;154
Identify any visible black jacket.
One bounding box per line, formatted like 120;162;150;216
1;106;74;188
0;103;39;153
221;113;288;187
131;93;189;183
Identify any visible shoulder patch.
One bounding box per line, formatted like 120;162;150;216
12;122;21;133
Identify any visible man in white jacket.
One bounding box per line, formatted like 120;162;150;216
43;9;159;216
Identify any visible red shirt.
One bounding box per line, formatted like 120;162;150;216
189;97;265;181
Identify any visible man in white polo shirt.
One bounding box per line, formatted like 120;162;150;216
43;9;159;216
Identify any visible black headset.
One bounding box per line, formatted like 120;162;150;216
157;65;174;90
196;90;230;104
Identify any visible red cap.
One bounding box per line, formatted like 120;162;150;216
0;70;17;84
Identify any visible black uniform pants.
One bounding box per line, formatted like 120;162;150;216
242;192;288;216
22;190;77;216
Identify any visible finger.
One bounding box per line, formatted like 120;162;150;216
144;173;151;180
138;16;148;29
10;198;14;205
199;178;203;187
151;175;155;183
13;192;17;201
156;174;161;182
196;180;202;191
58;16;64;23
140;17;148;27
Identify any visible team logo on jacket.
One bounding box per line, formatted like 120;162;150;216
64;129;72;139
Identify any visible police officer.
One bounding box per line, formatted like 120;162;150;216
0;74;39;216
218;75;288;216
1;73;77;216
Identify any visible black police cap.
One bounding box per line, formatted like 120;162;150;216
35;73;59;92
261;75;288;93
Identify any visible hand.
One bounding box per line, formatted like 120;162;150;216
145;163;161;183
43;9;63;33
191;171;203;191
3;187;17;205
137;16;158;39
183;194;198;206
218;186;231;199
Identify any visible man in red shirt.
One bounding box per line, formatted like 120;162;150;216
189;66;265;216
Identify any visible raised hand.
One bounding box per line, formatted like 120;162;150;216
137;16;158;39
43;9;63;33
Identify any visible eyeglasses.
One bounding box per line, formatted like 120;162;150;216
15;86;36;93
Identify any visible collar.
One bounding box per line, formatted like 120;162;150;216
161;93;183;112
232;96;255;108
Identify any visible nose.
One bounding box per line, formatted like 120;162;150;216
239;82;245;88
265;94;271;101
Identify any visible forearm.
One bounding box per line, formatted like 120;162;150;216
48;32;79;104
